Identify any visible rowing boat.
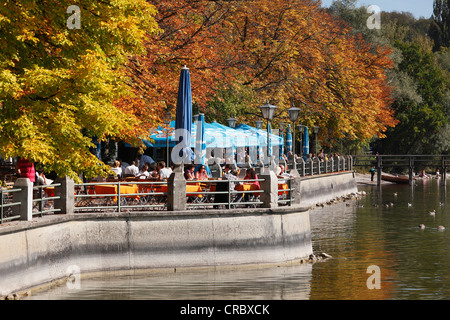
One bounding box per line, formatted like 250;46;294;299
381;174;411;184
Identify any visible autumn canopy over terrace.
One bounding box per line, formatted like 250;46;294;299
118;0;398;147
0;0;398;179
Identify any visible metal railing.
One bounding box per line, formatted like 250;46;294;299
184;179;265;210
33;184;61;217
352;155;450;169
74;181;168;212
0;187;21;224
2;156;353;220
294;155;353;177
73;179;271;212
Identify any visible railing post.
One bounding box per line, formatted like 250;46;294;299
13;178;33;221
259;168;278;208
291;174;302;206
409;157;414;186
442;156;447;186
306;158;313;176
55;177;75;214
315;158;321;175
377;155;382;187
297;157;305;177
167;165;186;211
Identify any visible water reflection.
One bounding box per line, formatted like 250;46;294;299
26;179;449;300
26;264;313;300
310;179;450;300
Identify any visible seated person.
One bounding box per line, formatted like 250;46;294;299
276;164;293;183
124;161;139;177
36;169;53;185
148;163;158;178
195;165;209;180
243;168;260;188
184;165;195;181
157;161;172;180
137;163;150;179
243;168;260;205
223;164;241;191
110;160;122;179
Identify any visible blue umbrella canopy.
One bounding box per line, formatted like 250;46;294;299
174;66;192;164
303;126;310;158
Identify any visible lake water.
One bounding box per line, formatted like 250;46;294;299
25;178;450;300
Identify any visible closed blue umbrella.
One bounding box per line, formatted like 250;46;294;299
174;66;192;164
286;124;293;154
194;114;206;165
303;126;310;159
279;128;285;160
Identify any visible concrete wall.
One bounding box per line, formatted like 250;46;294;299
298;171;358;206
0;207;312;296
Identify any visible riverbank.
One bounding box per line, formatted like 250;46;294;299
355;173;393;186
0;206;313;298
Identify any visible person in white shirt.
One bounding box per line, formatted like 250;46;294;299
137;163;150;179
157;161;172;180
276;164;293;184
110;160;122;178
124;161;139;176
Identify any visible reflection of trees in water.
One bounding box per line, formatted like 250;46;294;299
310;181;450;300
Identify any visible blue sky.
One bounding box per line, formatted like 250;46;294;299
321;0;435;19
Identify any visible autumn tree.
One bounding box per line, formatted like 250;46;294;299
0;0;159;180
213;0;397;147
116;0;241;138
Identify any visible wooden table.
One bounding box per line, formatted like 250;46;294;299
94;184;139;202
156;184;204;198
44;186;55;197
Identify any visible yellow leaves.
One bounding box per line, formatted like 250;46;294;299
0;0;160;179
0;69;22;99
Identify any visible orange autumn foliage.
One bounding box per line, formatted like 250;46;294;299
116;0;398;147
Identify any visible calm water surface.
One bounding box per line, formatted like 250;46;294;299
26;179;450;300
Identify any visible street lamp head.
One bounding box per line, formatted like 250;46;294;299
227;117;238;128
297;124;305;134
259;102;278;120
255;120;264;130
164;111;171;125
314;126;320;134
287;107;300;123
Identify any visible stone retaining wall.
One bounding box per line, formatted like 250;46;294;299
0;207;312;296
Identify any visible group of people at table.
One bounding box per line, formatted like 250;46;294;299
105;153;293;205
13;155;292;207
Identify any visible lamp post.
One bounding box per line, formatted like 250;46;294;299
259;102;278;164
313;126;320;155
298;125;305;158
287;106;300;165
227;117;237;129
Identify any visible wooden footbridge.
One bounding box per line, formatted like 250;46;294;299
352;155;449;186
